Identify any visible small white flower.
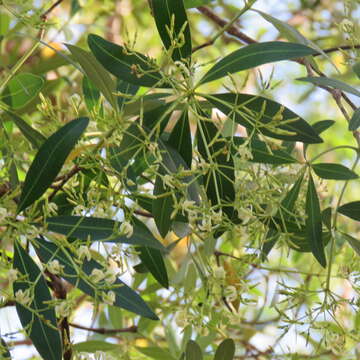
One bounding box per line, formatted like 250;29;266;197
8;269;18;284
119;221;133;238
78;246;92;262
104;268;118;285
102;291;116;305
90;268;105;283
213;266;226;280
15;289;32;306
56;300;72;317
163;174;174;188
238;146;253;160
47;202;58;215
47;260;64;275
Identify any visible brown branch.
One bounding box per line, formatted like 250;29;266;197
49;165;82;201
314;44;360;56
40;0;65;20
69;323;137;335
134;209;153;218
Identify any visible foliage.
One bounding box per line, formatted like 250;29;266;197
1;0;360;359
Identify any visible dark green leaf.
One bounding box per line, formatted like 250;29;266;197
197;118;236;219
306;173;326;267
73;340;119;352
322;207;332;231
349;108;360;131
312;163;358;180
43;215;165;250
70;0;81;16
88;34;167;88
35;237;158;320
169;110;192;167
66;44;117;108
232;137;297;165
214;338;235;360
341;232;360;256
153;174;173;238
353;62;360;79
17;117;89;213
0;337;11;359
1;73;44;109
298;77;360;98
184;0;213;8
138;246;169;288
116;79;139;112
185;340;202;360
82;76;101;112
311;120;335;135
199;42;317;84
151;0;192;61
288;231;331;253
5;110;46;149
338;201;360;221
13;241;62;360
206;93;322;144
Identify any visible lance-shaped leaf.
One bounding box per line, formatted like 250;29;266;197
311;120;335;135
197;118;236;219
185;340;202;360
288;231;331;253
312;163;358;180
1;73;44;109
17;117;89;213
5;110;46;149
214;338;235;360
138;246;169;288
184;0;213;8
42;215;165;250
88;34;167;88
35;237;158;320
232;137;297;165
66;44;117;108
306;173;326;267
169;110;192;167
349;108;360;131
341;232;360;256
206;93;322;144
262;173;304;258
298;77;360;98
151;0;192;61
338;201;360;221
199;41;317;85
116;79;139;112
82;76;101;112
13;241;62;360
0;338;10;359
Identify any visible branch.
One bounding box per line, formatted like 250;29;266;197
314;44;360;56
69;323;138;335
49;165;82;201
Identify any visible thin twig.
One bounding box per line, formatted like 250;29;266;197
314;44;360;56
49;165;82;201
69;323;138;334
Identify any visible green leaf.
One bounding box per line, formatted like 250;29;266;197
153;174;173;238
35;237;158;320
43;215;165;250
297;77;360;98
168;110;192;167
349;108;360;131
262;172;304;258
184;0;213;8
0;12;10;36
206;93;322;144
353;62;360;79
70;0;81;16
311;120;335;135
185;340;202;360
199;42;317;84
197;118;236;219
232;137;297;165
340;232;360;256
214;338;235;360
151;0;192;61
82;76;101;112
4;110;46;149
138;246;169;288
88;34;167;88
312;163;358;180
66;44;117;108
13;241;62;360
73;340;119;352
116;79;139;112
17;117;89;213
338;201;360;221
322;207;332;231
306;173;326;267
288;231;331;253
137;346;176;360
0;337;11;359
1;73;44;109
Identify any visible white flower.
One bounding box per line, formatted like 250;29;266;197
163;174;174;188
15;289;32;306
47;202;58;214
56;300;72;317
78;246;91;262
8;269;18;284
102;291;116;305
47;260;64;275
213;266;226;280
104;268;118;285
119;221;133;238
90;268;105;283
238;146;253;160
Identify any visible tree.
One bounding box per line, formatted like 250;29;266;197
1;0;360;359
